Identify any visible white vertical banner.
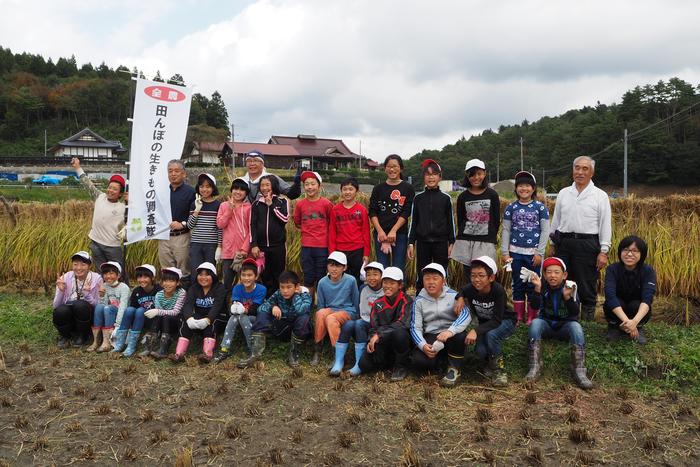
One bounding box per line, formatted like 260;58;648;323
126;78;192;244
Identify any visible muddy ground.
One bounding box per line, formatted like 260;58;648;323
0;344;698;466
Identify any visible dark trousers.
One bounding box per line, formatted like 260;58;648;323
90;240;128;284
340;247;364;287
261;243;286;297
178;314;226;339
252;312;312;340
151;315;180;335
556;236;600;308
603;299;651;326
415;240;449;292
411;331;467;373
358;327;411;373
53;300;94;338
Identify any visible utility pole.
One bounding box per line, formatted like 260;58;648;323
542;168;546;197
231;124;235;172
359;140;362;169
496;152;500;182
44;129;47;156
623;128;628;197
520;137;524;171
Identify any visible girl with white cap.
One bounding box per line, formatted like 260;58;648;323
86;261;130;353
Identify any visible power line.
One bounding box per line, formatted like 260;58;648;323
626;100;700;138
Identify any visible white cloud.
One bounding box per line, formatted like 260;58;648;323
2;0;700;161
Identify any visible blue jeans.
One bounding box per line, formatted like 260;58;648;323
528;318;585;346
474;319;516;359
338;319;370;344
510;252;539;302
93;304;117;328
119;307;147;332
189;242;218;272
374;232;408;270
301;247;328;286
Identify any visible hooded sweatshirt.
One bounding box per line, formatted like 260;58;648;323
410;286;471;349
181;280;228;323
216;200;252;259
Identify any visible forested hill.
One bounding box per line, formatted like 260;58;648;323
404;78;700;190
0;46;230;157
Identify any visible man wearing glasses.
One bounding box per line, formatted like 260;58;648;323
550;156;612;321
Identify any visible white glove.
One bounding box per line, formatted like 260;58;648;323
194;194;203;212
565;280;578;301
299;286;310;294
195;318;210;330
215;246;222;262
431;340;445;352
520;267;537;283
359;261;368;281
186;317;197;329
144;309;158;319
504;262;512;272
230;302;245;315
117;226;127;242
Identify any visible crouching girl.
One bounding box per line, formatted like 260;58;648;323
526;257;593;389
171;262;227;364
87;261;130;353
142;267;186;359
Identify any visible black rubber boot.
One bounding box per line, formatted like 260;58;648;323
310;342;322;366
138;332;158;358
153;333;172;360
287;334;304;367
238;333;266;368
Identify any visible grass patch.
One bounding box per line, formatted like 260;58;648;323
0;186;91;203
2;292;699;395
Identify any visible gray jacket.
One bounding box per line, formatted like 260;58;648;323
410;286;471;349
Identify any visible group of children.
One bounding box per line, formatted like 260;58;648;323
52;153;601;389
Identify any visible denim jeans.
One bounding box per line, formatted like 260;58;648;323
189;242;218;272
93;304;118;328
510;252;539;302
474;319;516;359
119;306;146;332
337;319;370;344
528;318;585;346
374;232;408;270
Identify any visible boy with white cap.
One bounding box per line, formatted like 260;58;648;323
453;256;516;387
330;261;384;376
358;266;413;382
312;251;360;366
410;263;471;387
526;257;593;389
450;159;501;280
87;261;130;353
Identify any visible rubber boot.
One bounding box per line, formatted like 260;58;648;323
349;342;366;376
329;342;349;376
153;333;171;360
581;305;596;322
525;340;543;383
85;327;101;352
96;328;113;353
110;329;128;353
526;303;538;326
287;334;304;367
513;300;525;325
198;337;217;364
122;331;141;357
170;337;190;363
310;342;322;366
238;333;266;368
489;355;508;387
138;332;157;358
570;345;593;390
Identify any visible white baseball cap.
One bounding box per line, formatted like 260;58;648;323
71;250;91;264
100;261;122;275
363;261;384;273
382;267;404;282
198;172;217;187
327;251;348;266
134;264;156;277
465;159;486;171
196;262;218;277
161;267;182;279
471;256;497;275
422;262;446;278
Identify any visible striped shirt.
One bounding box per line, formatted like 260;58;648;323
153;288;186;317
187;199;222;245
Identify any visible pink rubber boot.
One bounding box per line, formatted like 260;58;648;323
513;301;525;325
170;337;190;363
526;303;539;326
199;337;216;363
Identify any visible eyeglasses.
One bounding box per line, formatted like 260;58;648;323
621;248;641;255
470;273;489;279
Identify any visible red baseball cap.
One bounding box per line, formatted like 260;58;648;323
109;174;126;188
542;257;567;272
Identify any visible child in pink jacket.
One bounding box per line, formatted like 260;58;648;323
217;178;253;293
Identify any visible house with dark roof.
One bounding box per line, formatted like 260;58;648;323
186;141;225;164
50;128;126;159
220;142;300;169
268;134;361;170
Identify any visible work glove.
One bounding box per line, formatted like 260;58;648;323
144;309;159;319
230;302;245;315
431;340;445;352
215;246;222;262
520;267;537;283
565;280;578;301
359;261;368;281
194;194;203;212
194;318;210;330
380;242;392;255
186;317;197;329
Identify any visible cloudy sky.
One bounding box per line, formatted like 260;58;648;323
2;0;699;160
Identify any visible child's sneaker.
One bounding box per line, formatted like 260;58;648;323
440;367;460;387
213;349;230;364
